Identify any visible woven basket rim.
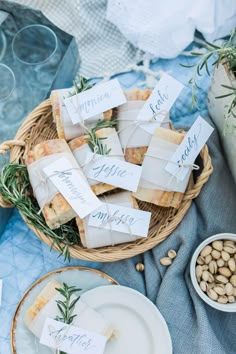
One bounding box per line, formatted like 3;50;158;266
0;98;213;262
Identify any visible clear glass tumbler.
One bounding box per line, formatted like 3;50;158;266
12;24;61;109
0;63;25;143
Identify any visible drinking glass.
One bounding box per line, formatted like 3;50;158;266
0;63;25;143
12;24;61;109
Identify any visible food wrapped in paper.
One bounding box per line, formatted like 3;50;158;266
117;89;170;165
26;139;86;229
133;127;192;208
76;191;142;248
69;127;124;195
24;280;114;341
50;88;113;141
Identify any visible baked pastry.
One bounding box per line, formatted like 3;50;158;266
76;191;141;248
117;89;171;165
24;280;114;340
133;127;192;208
26;139;83;229
50;88;113;141
69;127;124;195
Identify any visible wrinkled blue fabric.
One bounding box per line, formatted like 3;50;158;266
1;53;235;354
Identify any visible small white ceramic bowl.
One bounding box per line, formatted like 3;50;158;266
190;233;236;312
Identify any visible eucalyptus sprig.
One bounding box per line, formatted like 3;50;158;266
55;283;81;354
0;163;80;261
181;29;236;112
68;76;93;97
85;119;117;155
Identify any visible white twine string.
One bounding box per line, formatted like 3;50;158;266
117;110;171;155
98;194;135;246
142;152;199;185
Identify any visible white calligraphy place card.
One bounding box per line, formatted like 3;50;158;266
137;73;184;134
88;202;151;237
43;157;102;219
85;152;142;192
64;78;127;124
165;116;214;181
0;279;2;306
40;318;107;354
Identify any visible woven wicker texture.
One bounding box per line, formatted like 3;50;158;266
0;99;213;262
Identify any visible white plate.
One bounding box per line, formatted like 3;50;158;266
11;266;118;354
81;285;172;354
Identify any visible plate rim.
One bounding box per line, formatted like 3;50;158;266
10;266;118;354
81;284;173;354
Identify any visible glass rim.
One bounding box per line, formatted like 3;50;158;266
11;24;58;65
0;63;16;102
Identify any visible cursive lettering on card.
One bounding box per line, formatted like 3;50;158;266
85;152;142;192
43;157;102;219
92;163;128;179
137;74;184;135
149;88;169;115
40;318;107;354
165;116;214;181
88;203;151;237
64;78;127;124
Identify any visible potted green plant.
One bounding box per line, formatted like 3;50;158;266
186;30;236;181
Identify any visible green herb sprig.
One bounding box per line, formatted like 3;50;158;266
68;76;93;97
55;283;81;354
85;119;117;155
181;29;236;113
0;163;80;261
55;283;81;324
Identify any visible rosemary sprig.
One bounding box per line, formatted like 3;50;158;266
85;119;117;155
55;283;81;354
181;29;236;113
0;163;80;261
55;283;81;324
68;76;93;97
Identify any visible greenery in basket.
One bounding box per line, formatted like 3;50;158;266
85;119;117;155
182;28;236;117
0;163;80;261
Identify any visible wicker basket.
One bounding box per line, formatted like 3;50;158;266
0;99;213;262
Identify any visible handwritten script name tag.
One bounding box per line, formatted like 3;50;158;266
165;116;214;180
137;73;184;134
43;157;101;218
40;318;107;354
88;202;151;237
64;78;127;124
85;152;142;192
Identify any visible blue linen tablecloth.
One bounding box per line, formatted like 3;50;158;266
1;55;236;354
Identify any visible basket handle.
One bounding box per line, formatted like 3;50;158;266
0;140;25;208
0;140;25;154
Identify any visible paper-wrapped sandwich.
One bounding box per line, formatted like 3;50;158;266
76;191;143;248
69;126;124;195
50;88;113;141
25;280;114;341
26;139;86;229
133;127;192;208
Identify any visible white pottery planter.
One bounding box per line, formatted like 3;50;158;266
207;63;236;182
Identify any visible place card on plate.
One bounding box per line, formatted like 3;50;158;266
64;78;127;124
88;202;151;237
43;157;101;218
85;152;142;192
165;116;214;181
137;73;184;134
40;318;107;354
